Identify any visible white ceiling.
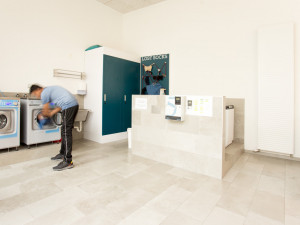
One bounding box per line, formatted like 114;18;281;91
96;0;167;14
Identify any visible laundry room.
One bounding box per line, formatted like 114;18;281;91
0;0;300;224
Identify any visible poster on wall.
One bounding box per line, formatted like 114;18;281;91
135;98;148;110
186;96;213;117
141;54;169;95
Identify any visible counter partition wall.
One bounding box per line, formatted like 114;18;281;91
131;95;244;179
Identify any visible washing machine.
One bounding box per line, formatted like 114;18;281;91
0;97;20;150
21;99;61;147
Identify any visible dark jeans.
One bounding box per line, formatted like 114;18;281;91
60;105;78;163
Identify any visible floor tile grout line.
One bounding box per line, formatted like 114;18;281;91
242;155;263;225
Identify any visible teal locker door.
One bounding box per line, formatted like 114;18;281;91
103;55;140;135
122;60;140;131
102;55;124;135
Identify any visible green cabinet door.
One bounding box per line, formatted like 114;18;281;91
102;55;140;136
122;60;140;131
102;55;123;135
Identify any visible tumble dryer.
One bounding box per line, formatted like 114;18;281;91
21;99;61;147
0;97;20;150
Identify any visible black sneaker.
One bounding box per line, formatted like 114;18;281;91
51;154;64;161
53;161;74;171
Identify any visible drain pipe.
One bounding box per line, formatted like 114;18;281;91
74;121;83;132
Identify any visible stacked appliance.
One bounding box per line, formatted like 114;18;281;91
21;99;61;148
0;97;20;150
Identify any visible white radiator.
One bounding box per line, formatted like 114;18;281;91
225;106;234;148
257;23;294;154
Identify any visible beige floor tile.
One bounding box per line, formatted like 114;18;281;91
286;177;300;195
117;171;160;191
286;160;300;178
117;206;166;225
78;173;123;194
0;183;61;214
239;161;264;175
25;186;88;219
0;169;43;189
75;186;127;215
197;177;230;196
144;185;192;215
0;183;21;200
244;212;284;225
285;192;300;218
257;175;284;196
114;162;149;178
105;187;156;219
2;140;300;225
247;154;269;165
285;215;300;225
217;185;255;216
262;158;285;179
223;167;239;182
53;167;101;189
0;165;24;179
124;153;157;166
167;167;207;180
175;177;205;192
0;207;34;225
70;208;117;225
143;162;173;176
10;157;50;169
249;190;284;223
74;151;107;164
160;211;202;225
230;171;260;190
142;173;180;194
177;189;221;222
230;153;249;170
203;207;245;225
24;206;84;225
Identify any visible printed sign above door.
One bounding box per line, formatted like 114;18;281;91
141;54;169;95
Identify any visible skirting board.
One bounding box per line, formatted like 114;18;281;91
84;131;128;144
244;150;300;162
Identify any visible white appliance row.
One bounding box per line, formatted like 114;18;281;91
20;99;61;148
0;98;61;150
0;98;20;150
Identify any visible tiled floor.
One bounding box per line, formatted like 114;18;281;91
0;139;300;225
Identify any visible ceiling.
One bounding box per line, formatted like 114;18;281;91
96;0;167;14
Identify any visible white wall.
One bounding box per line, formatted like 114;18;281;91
121;0;300;157
0;0;122;93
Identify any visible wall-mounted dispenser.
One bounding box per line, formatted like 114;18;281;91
77;81;87;95
165;96;186;121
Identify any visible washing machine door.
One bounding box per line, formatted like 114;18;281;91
0;110;14;134
52;112;62;126
32;110;57;130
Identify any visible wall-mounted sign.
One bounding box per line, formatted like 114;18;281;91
141;54;169;95
135;98;148;110
186;96;213;117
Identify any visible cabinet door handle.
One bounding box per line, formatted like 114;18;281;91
124;95;126;102
104;94;107;103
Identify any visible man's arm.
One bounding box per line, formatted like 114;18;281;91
49;107;62;117
42;103;61;117
42;103;51;117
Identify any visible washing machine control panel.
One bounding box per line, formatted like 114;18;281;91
0;100;19;107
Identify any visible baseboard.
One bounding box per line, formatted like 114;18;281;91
245;149;300;161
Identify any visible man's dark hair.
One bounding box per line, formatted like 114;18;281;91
29;84;42;94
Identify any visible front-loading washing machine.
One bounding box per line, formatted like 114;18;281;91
21;99;61;147
0;97;20;150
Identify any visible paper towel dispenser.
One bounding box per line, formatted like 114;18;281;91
165;96;186;121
